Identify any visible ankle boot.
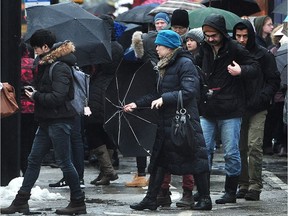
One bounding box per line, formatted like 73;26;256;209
90;171;103;185
157;188;172;207
1;190;30;214
130;196;157;210
215;175;239;204
55;196;86;215
193;196;212;210
93;145;118;185
176;189;194;207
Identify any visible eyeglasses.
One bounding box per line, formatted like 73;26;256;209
204;33;220;39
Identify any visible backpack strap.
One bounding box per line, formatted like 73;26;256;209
48;61;60;81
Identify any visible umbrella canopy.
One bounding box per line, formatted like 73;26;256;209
115;3;159;24
201;0;260;17
149;0;205;15
272;0;287;16
188;7;242;32
84;2;116;16
25;2;112;67
104;60;158;157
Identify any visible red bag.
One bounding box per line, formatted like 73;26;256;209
0;82;19;118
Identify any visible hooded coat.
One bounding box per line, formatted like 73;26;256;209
232;20;280;114
33;41;76;123
135;48;209;175
195;14;260;120
253;16;273;49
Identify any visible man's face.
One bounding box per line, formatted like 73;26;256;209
171;25;188;36
203;31;223;47
155;20;168;32
235;29;249;47
33;45;49;56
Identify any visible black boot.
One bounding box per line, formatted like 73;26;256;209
0;190;30;214
130;167;165;211
176;189;194;207
192;173;212;210
55;195;86;215
157;188;172;207
215;175;239;204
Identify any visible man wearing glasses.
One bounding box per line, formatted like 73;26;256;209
195;14;260;205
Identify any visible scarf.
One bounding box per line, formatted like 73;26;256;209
157;48;180;78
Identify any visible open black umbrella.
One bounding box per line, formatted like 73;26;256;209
201;0;261;17
84;2;116;16
115;3;159;24
104;60;158;157
273;0;287;16
25;2;112;67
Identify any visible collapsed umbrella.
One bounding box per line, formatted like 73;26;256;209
25;2;112;67
104;60;158;157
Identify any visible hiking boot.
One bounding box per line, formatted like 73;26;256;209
157;188;172;207
130;196;157;211
125;174;149;187
192;196;212;210
176;189;194;207
215;193;236;204
1;190;30;214
49;178;68;188
236;189;248;199
55;196;86;215
244;189;260;201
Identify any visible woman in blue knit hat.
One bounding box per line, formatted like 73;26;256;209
124;30;212;211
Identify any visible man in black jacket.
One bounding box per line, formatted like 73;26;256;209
0;29;86;215
233;20;280;201
195;14;260;205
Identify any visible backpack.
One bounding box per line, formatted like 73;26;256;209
49;61;90;115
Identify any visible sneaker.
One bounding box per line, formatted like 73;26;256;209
244;189;260;201
80;179;85;189
49;178;68;188
236;189;248;199
125;174;148;187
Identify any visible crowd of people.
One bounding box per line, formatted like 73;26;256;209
1;4;287;215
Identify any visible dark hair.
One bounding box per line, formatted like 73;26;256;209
29;29;56;48
234;23;247;31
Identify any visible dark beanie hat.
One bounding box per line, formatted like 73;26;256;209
171;9;189;28
155;30;181;49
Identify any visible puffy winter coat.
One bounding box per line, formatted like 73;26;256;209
136;48;209;175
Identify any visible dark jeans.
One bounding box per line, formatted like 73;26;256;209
21;122;83;199
71;115;85;179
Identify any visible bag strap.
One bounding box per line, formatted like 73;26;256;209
48;61;60;81
177;90;187;115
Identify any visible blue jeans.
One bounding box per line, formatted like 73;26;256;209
21;122;83;199
71;115;85;180
200;117;242;176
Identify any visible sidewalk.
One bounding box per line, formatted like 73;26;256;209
2;149;288;216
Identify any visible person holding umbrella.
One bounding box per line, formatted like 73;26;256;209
0;29;86;215
124;30;212;211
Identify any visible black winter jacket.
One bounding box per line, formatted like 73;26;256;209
33;41;76;123
136;49;209;175
233;20;280;114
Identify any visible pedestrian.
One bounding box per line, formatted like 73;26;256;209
254;15;274;49
125;12;170;188
85;14;123;186
185;27;204;57
232;20;280;201
170;9;190;37
0;29;86;215
124;30;212;211
195;14;260;204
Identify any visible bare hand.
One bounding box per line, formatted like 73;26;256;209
123;102;137;112
227;60;241;76
151;97;163;109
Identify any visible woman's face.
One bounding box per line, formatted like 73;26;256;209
186;38;198;52
156;45;173;59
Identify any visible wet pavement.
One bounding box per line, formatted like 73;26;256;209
1;149;287;216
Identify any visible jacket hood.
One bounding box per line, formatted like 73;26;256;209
39;40;77;66
254;16;269;37
232;20;255;51
202;14;229;39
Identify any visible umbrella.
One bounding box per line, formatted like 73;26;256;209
141;0;167;5
25;2;112;67
84;2;116;16
104;60;159;157
188;7;242;32
115;3;159;24
149;0;206;15
272;0;287;15
201;0;260;17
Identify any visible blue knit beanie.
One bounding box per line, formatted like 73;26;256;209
154;12;170;25
155;30;181;49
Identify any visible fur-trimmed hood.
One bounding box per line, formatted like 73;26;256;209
131;31;144;59
39;40;77;66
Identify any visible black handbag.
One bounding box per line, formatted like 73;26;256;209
170;90;195;152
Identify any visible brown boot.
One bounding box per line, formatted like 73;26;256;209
176;189;194;207
93;145;118;186
0;190;30;214
55;196;86;215
125;173;149;187
90;171;103;185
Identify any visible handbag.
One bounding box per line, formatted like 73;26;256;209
170;90;195;152
0;82;19;118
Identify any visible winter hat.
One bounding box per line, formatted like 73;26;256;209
155;30;181;49
171;9;189;28
154;12;170;25
186;27;204;43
